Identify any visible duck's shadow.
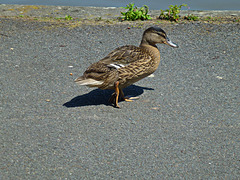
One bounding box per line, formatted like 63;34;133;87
63;85;154;108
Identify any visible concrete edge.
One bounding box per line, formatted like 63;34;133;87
0;4;239;20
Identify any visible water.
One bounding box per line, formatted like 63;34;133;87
0;0;240;10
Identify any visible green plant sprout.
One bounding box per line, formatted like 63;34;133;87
160;4;187;21
121;3;152;21
184;14;199;21
184;6;199;21
65;15;73;20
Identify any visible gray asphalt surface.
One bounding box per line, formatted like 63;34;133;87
1;18;239;179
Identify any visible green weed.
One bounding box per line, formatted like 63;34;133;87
121;3;152;21
160;4;187;21
65;15;73;20
184;6;199;21
184;14;199;21
95;17;102;21
55;15;73;21
203;16;212;21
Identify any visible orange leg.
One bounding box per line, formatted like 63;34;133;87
109;81;120;108
114;81;120;108
109;82;139;108
119;89;139;102
119;89;133;102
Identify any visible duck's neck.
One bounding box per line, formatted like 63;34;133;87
139;42;161;66
139;42;159;55
140;40;157;48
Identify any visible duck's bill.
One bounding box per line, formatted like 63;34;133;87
166;36;179;48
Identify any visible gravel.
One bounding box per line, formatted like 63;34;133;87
1;17;239;179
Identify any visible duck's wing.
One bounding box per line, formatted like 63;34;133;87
74;61;112;86
99;45;150;68
74;45;151;88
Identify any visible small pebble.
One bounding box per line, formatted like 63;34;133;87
216;76;223;80
148;74;155;77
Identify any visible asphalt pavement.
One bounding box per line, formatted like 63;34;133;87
0;15;239;179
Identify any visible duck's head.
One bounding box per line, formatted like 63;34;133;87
141;26;178;48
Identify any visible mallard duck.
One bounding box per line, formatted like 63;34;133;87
75;26;178;108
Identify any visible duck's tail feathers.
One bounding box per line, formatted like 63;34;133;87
74;76;103;87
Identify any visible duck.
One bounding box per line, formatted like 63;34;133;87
75;26;178;108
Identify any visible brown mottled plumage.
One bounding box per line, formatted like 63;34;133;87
75;27;178;108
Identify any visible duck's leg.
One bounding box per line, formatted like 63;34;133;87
119;89;139;102
114;81;120;108
109;81;120;108
119;89;132;102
